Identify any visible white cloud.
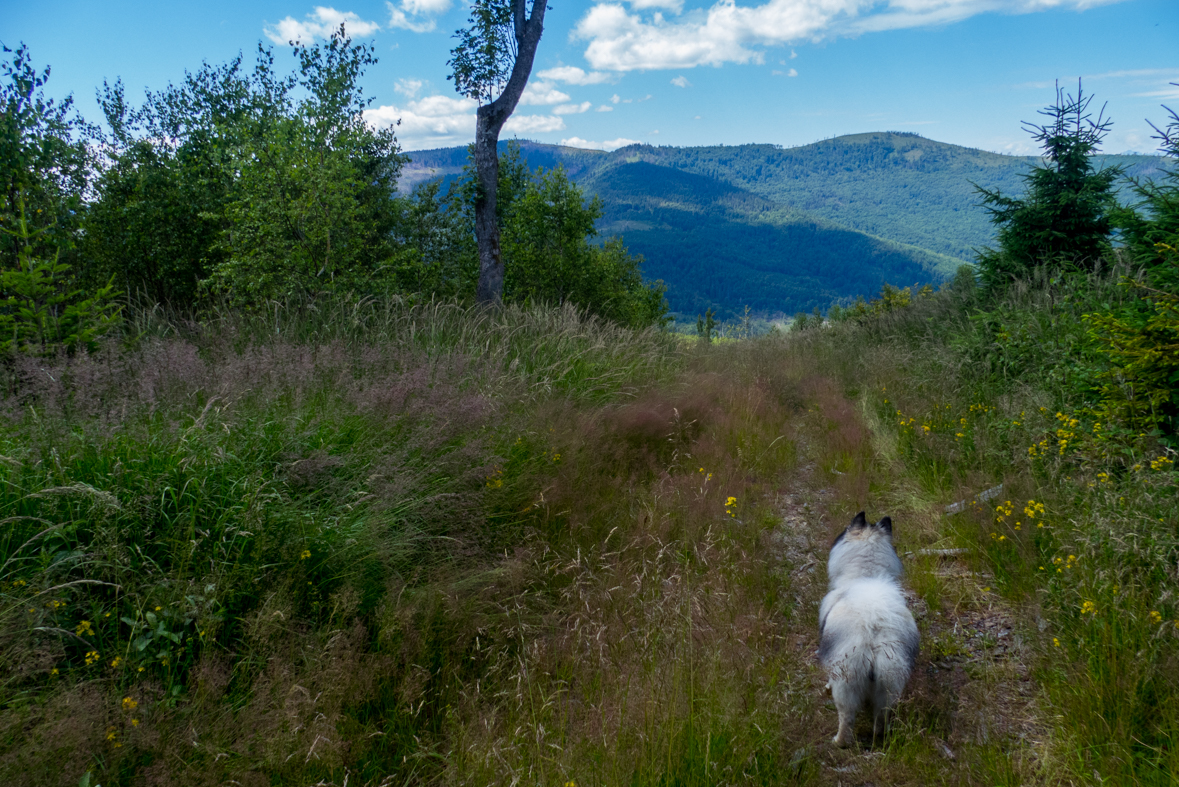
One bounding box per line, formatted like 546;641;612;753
521;81;573;105
629;0;685;12
671;75;692;87
395;78;424;98
386;0;450;32
365;95;476;149
536;66;615;85
505;114;567;133
555;101;594;114
560;136;642;150
264;6;380;45
366;95;565;148
575;0;1129;71
790;48;798;58
597;105;615;112
611;94;622;103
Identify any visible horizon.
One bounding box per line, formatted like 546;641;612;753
4;0;1177;156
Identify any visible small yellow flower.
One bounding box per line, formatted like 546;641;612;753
300;549;311;560
982;587;991;592
50;668;58;676
1150;611;1163;624
1053;638;1060;647
154;606;161;612
85;650;100;666
75;620;94;637
1080;600;1096;615
131;718;139;727
726;496;737;506
111;657;122;668
122;696;138;711
106;728;118;742
138;666;145;673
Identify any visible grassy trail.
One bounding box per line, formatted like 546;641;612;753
762;371;1047;785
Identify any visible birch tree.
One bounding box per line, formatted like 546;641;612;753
448;0;547;306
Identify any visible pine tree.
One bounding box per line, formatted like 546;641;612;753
975;81;1121;287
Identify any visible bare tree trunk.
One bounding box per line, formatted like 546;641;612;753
473;0;547;306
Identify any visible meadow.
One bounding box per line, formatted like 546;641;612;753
1;264;1175;785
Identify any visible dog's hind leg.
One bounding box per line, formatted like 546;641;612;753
830;679;860;747
871;679;891;744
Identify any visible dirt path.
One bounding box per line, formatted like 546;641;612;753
767;386;1049;785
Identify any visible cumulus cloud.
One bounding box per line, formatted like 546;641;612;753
671;75;692;87
366;95;566;147
560;136;642;150
386;0;450;32
264;6;380;45
555;101;594;114
597;105;615;111
536;66;616;85
629;0;685;12
574;0;1128;71
521;81;573;105
505;114;567;133
394;78;424;98
365;95;476;149
771;67;798;76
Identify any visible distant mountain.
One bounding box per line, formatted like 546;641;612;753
401;134;1168;319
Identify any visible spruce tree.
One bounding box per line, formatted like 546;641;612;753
975;81;1121;287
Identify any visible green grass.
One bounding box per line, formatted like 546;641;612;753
2;282;1176;785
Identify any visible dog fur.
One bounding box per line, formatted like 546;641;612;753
819;511;919;747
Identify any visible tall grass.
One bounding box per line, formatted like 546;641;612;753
0;298;835;786
800;268;1179;783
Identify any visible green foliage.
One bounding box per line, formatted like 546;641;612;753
389;180;477;300
696;307;716;342
87;31;406;308
500;165;668;328
0;201;120;354
0;43;93;278
1084;259;1179;440
975;83;1122;287
447;0;516;104
1119;93;1179;279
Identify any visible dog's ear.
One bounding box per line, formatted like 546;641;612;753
850;511;868;529
876;516;893;535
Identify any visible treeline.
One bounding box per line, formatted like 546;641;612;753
0;33;667;356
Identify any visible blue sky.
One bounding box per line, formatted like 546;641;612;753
4;0;1177;155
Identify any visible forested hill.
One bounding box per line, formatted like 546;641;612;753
403;134;1167;318
629;133;1165;261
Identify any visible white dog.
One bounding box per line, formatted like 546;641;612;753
819;511;919;747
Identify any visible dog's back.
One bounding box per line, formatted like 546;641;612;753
819;512;918;747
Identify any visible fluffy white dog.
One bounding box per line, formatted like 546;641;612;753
819;511;919;747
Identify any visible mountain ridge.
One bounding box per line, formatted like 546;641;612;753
401;134;1168;318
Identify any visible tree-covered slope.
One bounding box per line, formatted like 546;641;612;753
581;160;959;317
628;132;1167;261
400;135;1167;317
